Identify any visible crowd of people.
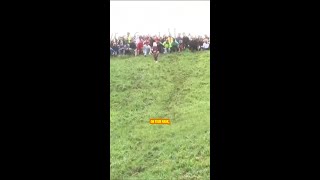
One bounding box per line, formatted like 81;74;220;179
110;32;210;62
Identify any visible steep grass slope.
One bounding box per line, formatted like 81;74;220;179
110;51;210;180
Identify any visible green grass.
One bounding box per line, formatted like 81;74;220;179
110;51;210;180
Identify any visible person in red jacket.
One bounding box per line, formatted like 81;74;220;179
135;38;144;56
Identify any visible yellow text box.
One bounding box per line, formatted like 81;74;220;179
150;118;170;125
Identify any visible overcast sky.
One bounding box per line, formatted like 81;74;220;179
110;1;210;37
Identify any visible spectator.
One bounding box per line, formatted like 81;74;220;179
163;40;170;54
124;44;134;55
110;32;210;57
149;37;154;48
143;43;151;57
110;47;115;56
176;34;183;52
202;40;210;50
111;43;119;56
143;37;150;46
119;42;125;55
130;41;136;51
154;35;160;43
171;38;179;52
135;38;144;56
157;41;164;54
182;33;190;50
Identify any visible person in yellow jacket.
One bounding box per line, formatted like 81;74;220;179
167;35;173;46
166;35;174;53
163;39;171;53
127;32;131;44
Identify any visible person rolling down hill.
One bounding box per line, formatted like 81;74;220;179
152;42;159;63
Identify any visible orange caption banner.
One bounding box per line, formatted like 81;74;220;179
150;118;171;125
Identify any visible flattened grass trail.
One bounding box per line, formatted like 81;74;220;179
110;51;210;180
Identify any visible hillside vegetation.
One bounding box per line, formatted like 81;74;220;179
110;51;210;180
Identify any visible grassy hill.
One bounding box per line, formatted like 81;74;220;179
110;51;210;180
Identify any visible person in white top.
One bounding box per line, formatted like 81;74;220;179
143;43;151;57
202;40;210;50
